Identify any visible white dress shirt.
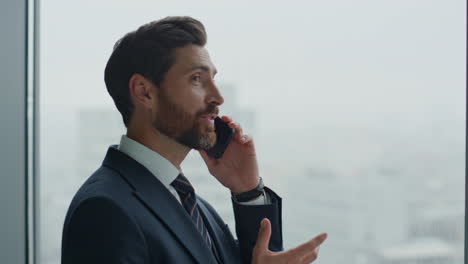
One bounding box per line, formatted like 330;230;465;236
117;135;268;206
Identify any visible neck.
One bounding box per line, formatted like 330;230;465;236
126;125;190;171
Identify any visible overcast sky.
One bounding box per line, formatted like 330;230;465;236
39;0;465;144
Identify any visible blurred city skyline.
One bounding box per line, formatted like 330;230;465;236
39;1;465;263
40;82;464;263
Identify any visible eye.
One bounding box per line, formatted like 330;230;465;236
192;75;201;83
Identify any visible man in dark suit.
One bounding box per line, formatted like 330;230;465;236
61;16;327;264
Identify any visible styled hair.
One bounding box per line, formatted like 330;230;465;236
104;16;207;127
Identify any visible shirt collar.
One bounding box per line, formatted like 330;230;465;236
117;135;181;188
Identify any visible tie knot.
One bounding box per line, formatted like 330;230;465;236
171;173;195;195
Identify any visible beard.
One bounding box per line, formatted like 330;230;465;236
151;89;217;150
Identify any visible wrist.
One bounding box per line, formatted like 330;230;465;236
230;177;260;194
231;177;265;202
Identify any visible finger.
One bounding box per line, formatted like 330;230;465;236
290;233;327;257
227;121;241;131
228;122;244;141
235;125;244;142
198;149;218;165
221;115;232;123
241;134;253;144
254;218;271;253
226;121;241;138
301;248;319;264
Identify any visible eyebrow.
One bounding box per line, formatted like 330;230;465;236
187;65;217;76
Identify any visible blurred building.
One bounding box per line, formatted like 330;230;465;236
376;239;457;264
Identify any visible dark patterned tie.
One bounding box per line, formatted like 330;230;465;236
170;173;213;248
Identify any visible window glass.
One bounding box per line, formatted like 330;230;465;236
39;1;465;263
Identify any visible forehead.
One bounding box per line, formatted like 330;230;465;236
171;44;216;74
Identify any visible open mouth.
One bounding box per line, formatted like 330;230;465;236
199;114;216;126
200;114;216;120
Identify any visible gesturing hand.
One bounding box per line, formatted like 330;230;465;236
253;219;327;264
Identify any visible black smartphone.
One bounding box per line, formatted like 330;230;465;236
206;116;235;158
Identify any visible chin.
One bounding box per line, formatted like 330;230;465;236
179;124;216;150
199;131;216;150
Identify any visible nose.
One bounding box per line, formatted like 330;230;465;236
206;81;224;106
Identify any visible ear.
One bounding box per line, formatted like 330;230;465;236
128;73;158;109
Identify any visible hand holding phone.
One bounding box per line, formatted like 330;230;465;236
200;115;260;194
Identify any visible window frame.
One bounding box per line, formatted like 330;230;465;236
0;0;38;263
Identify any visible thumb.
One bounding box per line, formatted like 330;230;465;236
255;218;272;252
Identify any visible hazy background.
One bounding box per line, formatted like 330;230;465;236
39;0;465;263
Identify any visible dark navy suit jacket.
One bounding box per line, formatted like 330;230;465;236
61;145;283;264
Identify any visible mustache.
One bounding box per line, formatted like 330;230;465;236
199;105;219;116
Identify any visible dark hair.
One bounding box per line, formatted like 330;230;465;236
104;16;207;127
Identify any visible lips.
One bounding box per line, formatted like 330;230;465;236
199;114;216;128
200;114;216;120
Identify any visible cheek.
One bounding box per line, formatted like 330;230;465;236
168;82;207;115
185;93;207;114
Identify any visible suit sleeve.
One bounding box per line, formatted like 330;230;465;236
61;197;149;264
232;186;283;264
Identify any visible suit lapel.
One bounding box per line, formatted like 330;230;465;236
102;146;217;264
